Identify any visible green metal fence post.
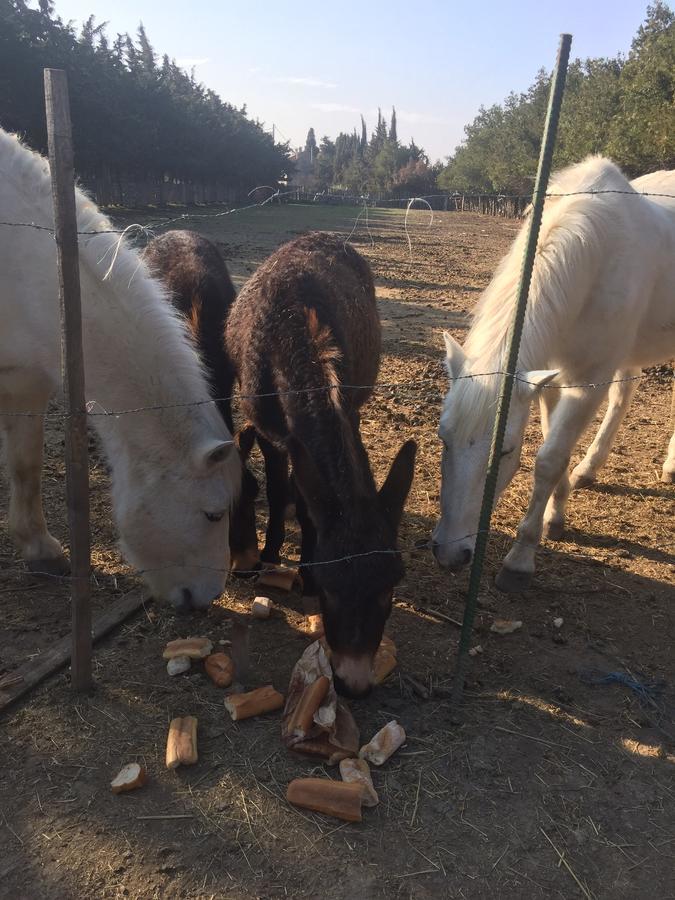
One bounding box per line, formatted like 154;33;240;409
451;33;573;705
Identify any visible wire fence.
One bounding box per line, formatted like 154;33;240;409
0;530;486;584
1;186;674;238
2;146;674;692
0;371;669;421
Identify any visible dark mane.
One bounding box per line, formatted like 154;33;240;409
142;230;237;430
142;230;262;571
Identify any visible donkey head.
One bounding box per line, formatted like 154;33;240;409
289;437;417;698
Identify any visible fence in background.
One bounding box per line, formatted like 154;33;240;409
2;51;675;708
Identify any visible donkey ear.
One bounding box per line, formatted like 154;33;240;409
378;440;417;531
442;331;466;381
519;370;559;397
235;424;256;462
287;436;337;530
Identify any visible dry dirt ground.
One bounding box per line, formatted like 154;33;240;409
0;204;674;900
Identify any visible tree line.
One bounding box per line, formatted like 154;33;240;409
0;1;671;205
292;109;441;197
0;0;291;200
438;2;674;194
297;3;673;199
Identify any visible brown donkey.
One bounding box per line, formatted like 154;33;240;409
142;230;264;573
226;232;417;696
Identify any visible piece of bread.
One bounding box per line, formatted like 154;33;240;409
286;778;363;822
111;762;148;794
224;685;284;721
163;638;213;660
370;635;398;683
257;566;298;592
291;735;354;766
251;596;273;619
286;676;330;740
490;619;522;634
359;721;406;766
373;649;397;684
339;758;379;807
379;635;397;658
167;656;191;676
204;653;234;688
165;716;198;769
306;614;324;636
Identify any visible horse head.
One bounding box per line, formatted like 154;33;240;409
432;332;557;570
113;428;241;612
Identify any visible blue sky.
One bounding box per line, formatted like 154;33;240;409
47;0;652;162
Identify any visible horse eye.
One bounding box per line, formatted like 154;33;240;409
204;511;225;523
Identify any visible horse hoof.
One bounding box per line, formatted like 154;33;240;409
661;470;675;484
570;471;595;490
495;566;532;593
543;520;565;541
27;556;71;578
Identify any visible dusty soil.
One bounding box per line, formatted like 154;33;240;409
0;204;673;900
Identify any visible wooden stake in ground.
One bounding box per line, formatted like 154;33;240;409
0;591;149;715
44;68;92;692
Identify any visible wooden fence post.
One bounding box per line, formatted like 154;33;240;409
44;68;92;692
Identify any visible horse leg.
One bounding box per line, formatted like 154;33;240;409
496;388;607;592
1;398;70;576
661;378;675;484
537;390;571;541
257;435;288;565
570;368;639;489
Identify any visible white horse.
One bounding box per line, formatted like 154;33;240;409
433;156;675;591
569;169;675;490
0;129;241;610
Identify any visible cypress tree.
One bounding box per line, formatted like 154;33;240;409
390;106;397;144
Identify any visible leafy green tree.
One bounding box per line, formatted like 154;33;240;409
304;126;317;158
389;106;397;144
314;135;335;189
607;2;674;170
0;1;291;199
438;3;674;192
360;114;367;152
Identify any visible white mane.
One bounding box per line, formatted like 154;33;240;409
0;129;223;453
442;156;637;443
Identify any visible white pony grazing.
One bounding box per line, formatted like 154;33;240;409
434;156;675;592
0;129;241;610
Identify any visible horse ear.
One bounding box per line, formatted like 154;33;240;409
519;370;559;397
287;437;337;530
235;424;256;462
443;331;466;381
198;438;235;470
378;440;417;531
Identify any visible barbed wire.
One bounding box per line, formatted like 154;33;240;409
0;529;487;585
0;370;668;420
1;188;674;239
